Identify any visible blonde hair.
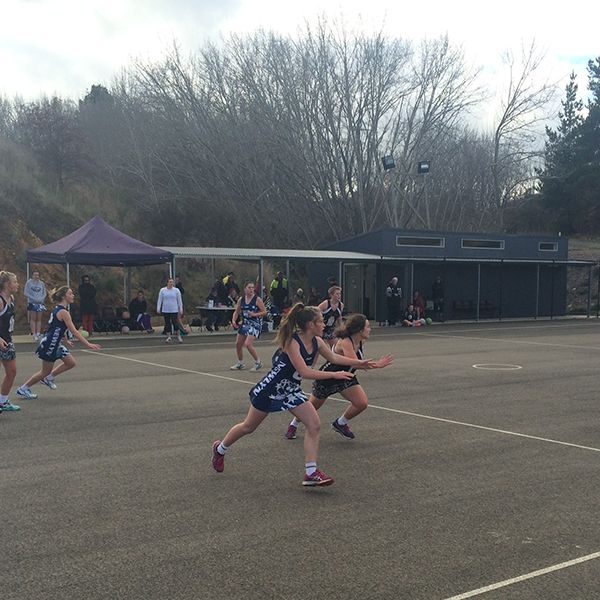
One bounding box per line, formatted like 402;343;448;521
275;304;321;349
0;270;16;293
328;285;341;298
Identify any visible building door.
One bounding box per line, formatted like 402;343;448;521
344;263;376;318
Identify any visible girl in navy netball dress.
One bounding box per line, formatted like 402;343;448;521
0;271;21;413
285;314;393;441
16;286;100;399
213;304;374;486
230;280;268;372
319;286;343;348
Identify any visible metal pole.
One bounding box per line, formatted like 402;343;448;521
596;262;600;318
27;263;30;325
260;259;264;299
476;263;481;321
550;262;555;319
286;260;290;305
423;173;431;229
587;264;592;318
211;259;215;284
535;265;540;319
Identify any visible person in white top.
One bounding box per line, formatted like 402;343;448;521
156;278;184;344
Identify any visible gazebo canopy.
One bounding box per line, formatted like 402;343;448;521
27;216;172;266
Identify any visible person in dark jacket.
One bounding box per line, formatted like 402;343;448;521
128;290;153;332
432;276;444;322
385;277;401;326
78;275;97;336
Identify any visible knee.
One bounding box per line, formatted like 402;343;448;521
305;419;321;435
355;399;368;413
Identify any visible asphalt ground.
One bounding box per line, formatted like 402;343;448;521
3;320;600;600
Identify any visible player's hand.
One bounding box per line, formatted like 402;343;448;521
233;321;240;329
66;340;75;347
87;343;101;350
332;371;355;380
0;339;7;350
377;353;394;368
357;358;377;370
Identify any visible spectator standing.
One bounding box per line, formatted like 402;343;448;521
432;276;444;322
24;269;47;341
269;271;289;310
385;277;402;326
156;278;183;344
78;274;97;336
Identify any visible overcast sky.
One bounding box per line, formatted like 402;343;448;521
0;0;597;103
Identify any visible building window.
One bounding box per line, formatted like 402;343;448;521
539;242;558;251
461;239;505;250
396;236;445;248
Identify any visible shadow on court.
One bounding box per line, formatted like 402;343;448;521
3;320;600;599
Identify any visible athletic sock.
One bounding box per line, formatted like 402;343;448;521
217;442;228;455
46;374;55;382
337;416;349;426
0;395;7;404
18;385;28;392
305;462;317;476
290;418;300;427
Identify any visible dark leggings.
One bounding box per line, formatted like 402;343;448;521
163;313;178;335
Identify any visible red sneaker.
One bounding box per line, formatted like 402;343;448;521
285;424;297;439
212;441;225;472
302;469;334;486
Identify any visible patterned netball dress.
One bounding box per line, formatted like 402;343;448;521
0;293;16;361
322;299;342;340
249;333;318;412
36;306;70;362
239;294;262;338
312;339;363;400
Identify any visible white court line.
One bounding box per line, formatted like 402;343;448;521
328;398;600;453
442;551;600;599
87;349;600;454
420;331;600;352
86;350;253;385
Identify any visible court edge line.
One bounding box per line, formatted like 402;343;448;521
441;550;600;600
88;349;600;454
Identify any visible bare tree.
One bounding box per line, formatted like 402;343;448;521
490;40;557;230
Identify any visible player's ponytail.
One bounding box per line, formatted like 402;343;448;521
276;304;320;349
0;270;16;292
335;313;367;339
51;286;70;304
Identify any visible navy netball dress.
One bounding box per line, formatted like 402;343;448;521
239;294;263;337
36;306;70;362
250;333;318;412
322;299;342;340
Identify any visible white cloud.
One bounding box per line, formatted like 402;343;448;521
0;0;597;100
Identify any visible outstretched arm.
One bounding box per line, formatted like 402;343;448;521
316;337;374;370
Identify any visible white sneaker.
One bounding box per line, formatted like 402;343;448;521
165;337;172;344
178;335;183;343
230;362;245;370
41;377;57;390
250;361;262;372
